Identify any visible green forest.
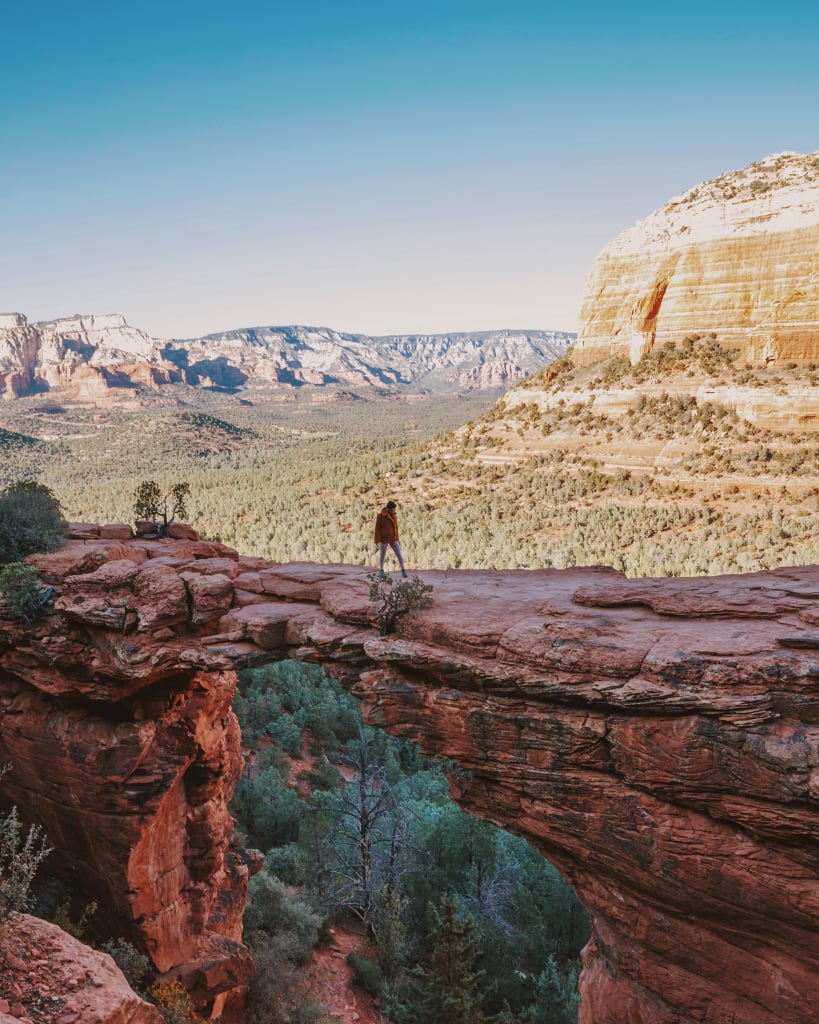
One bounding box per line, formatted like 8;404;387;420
3;337;819;577
231;659;588;1024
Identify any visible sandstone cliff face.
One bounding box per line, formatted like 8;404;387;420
576;151;819;366
2;531;817;1022
0;535;258;1014
0;313;37;398
459;358;529;389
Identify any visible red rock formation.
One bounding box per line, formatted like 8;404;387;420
0;913;160;1024
2;530;818;1022
0;532;258;1015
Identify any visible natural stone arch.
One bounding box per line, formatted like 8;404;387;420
1;530;818;1022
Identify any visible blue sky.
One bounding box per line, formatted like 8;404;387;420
2;1;818;338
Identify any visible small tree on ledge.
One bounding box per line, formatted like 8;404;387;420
133;480;191;537
368;573;434;636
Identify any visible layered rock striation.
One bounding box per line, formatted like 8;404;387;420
0;314;183;399
576;151;819;366
1;530;818;1022
0;314;573;399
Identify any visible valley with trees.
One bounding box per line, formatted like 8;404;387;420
3;330;819;578
232;660;587;1024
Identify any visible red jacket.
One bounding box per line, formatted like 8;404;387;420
374;507;399;544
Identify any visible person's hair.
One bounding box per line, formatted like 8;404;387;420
386;501;396;509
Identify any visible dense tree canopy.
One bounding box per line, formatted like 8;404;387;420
231;661;586;1024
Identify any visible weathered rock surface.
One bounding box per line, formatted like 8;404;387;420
0;912;160;1024
576;151;819;367
1;530;818;1023
0;314;573;399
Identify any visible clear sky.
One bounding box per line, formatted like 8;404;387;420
2;1;818;339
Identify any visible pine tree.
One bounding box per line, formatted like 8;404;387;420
390;894;491;1024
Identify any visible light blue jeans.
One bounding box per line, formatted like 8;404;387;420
378;541;407;575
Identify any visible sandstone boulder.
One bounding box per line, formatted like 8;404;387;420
0;913;160;1024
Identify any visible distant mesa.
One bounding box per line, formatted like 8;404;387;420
0;312;574;401
576;150;819;367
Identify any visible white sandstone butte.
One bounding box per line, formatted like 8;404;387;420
575;151;819;366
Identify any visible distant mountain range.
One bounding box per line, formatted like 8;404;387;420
0;313;574;400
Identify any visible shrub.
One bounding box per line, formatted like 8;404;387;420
245;871;322;962
0;563;44;620
244;932;328;1024
368;574;434;635
305;757;344;791
347;952;384;998
133;480;191;536
147;979;204;1024
0;803;51;924
100;938;151;992
50;894;98;938
0;480;66;564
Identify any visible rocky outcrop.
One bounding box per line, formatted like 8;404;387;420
0;537;258;1015
0;315;573;399
2;530;817;1022
459;358;530;389
0;913;160;1024
0;314;185;400
576;151;819;366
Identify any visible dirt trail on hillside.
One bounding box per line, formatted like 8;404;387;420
306;926;385;1024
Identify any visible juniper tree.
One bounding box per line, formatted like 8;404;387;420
387;894;499;1024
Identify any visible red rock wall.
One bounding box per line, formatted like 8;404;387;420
0;537;258;1014
2;531;818;1023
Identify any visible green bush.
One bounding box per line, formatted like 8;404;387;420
346;952;384;998
50;893;98;938
245;870;322;963
243;932;328;1024
99;938;151;992
305;757;344;791
0;563;43;620
0;480;66;564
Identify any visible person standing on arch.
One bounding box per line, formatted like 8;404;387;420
374;500;408;577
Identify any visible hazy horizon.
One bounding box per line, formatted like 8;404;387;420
3;1;818;340
0;311;578;341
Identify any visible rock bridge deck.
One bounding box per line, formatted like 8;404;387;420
1;525;817;1022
